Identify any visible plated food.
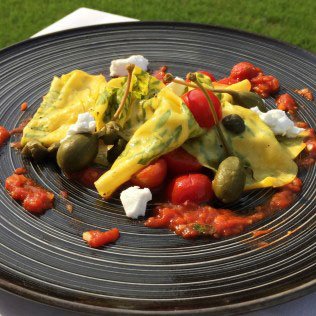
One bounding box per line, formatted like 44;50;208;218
0;23;315;315
2;55;315;247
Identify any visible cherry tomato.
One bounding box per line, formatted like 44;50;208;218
216;77;238;85
197;70;216;82
131;158;167;188
153;66;167;83
275;93;298;114
167;173;213;204
82;228;120;248
69;167;104;188
0;126;10;146
163;148;202;174
250;75;279;98
230;62;262;81
182;89;222;128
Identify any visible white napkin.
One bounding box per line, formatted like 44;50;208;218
32;7;138;37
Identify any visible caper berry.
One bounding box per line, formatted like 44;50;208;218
212;156;246;203
57;133;98;173
222;114;245;134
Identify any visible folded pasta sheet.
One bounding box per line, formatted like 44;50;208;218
183;101;305;190
22;70;106;146
94;87;203;198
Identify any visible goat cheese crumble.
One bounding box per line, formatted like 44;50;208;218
120;186;152;219
110;55;149;77
250;107;304;138
61;112;96;143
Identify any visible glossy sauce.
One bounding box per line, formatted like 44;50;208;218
145;178;302;239
5;173;54;214
0;126;10;147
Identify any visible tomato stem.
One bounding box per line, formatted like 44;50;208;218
187;73;233;157
164;74;265;111
113;64;135;121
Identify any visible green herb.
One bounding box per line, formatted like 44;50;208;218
192;223;215;235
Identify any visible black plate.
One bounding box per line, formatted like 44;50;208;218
0;22;315;315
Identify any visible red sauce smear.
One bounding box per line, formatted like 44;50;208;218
82;228;120;248
295;123;316;167
145;178;302;239
275;93;298;115
252;228;273;238
14;167;27;175
153;66;168;83
0;126;10;147
10;117;32;135
5;173;54;214
20;102;28;112
224;61;279;98
294;88;314;101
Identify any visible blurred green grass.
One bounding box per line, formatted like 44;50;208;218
0;0;315;52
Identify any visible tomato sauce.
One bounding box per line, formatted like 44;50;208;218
296;122;316;167
0;126;10;147
9;117;32;135
145;178;302;239
275;93;298;115
82;228;120;248
5;173;54;214
221;62;279;98
294;88;314;101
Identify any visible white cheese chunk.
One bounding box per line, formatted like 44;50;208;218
120;186;152;219
250;107;304;138
110;55;149;77
61;112;96;143
166;77;186;96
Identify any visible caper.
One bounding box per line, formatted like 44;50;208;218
213;156;246;203
21;140;48;161
222;114;245;134
102;121;121;145
107;138;127;164
56;133;98;173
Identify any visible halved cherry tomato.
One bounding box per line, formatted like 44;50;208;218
131;158;167;188
197;70;216;82
82;228;120;248
182;89;222;128
167;173;213;204
276;93;298;114
230;62;262;81
216;77;238;85
163;148;202;174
